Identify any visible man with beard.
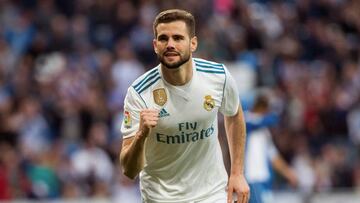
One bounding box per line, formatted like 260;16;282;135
120;9;249;203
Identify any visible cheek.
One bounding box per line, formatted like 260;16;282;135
155;44;164;54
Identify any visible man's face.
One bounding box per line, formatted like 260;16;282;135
153;21;197;69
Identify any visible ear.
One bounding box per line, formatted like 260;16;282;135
153;39;158;54
190;36;198;52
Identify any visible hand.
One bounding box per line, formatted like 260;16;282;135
287;169;299;188
137;109;159;139
227;174;250;203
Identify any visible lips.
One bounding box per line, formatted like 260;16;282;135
164;51;179;56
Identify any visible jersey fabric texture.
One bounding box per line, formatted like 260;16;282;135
121;58;240;202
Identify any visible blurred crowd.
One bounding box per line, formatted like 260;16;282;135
0;0;359;201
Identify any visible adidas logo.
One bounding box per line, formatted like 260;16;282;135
159;108;170;118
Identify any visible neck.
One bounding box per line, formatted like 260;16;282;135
161;58;193;86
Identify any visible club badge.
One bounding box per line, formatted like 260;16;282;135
124;111;131;128
153;88;167;106
203;95;215;111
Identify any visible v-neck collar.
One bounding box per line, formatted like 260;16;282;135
158;59;197;101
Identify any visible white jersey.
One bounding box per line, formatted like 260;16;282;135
245;113;279;184
121;58;240;202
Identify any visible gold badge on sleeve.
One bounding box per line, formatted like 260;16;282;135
203;95;215;111
153;88;167;106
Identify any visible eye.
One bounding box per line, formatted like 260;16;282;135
173;35;184;41
158;35;168;42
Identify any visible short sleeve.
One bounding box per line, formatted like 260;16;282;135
121;87;147;138
267;131;279;161
219;67;240;116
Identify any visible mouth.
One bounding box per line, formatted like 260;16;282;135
164;51;179;57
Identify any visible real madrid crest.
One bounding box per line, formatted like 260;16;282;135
153;88;167;106
203;95;215;111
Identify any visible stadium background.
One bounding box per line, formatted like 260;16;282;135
0;0;359;202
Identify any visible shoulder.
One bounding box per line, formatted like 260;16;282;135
131;66;161;94
193;58;226;75
193;58;228;89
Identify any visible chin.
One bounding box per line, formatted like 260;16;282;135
163;63;181;69
161;57;190;69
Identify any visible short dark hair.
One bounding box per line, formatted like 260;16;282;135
252;94;269;112
153;9;195;38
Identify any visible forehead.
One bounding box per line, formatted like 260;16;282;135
156;21;189;37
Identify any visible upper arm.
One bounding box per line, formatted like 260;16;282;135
121;87;147;139
224;105;245;126
122;136;135;149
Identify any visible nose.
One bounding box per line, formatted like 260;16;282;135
166;38;175;50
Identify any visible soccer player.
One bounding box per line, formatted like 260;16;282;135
244;93;298;203
119;9;249;203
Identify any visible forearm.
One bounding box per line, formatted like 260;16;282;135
272;155;296;182
225;106;246;175
120;132;147;179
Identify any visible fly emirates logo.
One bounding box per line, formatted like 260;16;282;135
156;122;214;144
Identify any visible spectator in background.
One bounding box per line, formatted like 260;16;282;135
8;96;52;158
70;121;113;197
0;141;30;199
109;38;145;113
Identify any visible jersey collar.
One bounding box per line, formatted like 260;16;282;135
158;59;197;101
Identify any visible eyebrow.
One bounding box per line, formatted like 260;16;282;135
157;34;185;40
173;34;185;39
157;34;168;39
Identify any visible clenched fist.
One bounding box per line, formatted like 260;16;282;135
138;109;159;138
